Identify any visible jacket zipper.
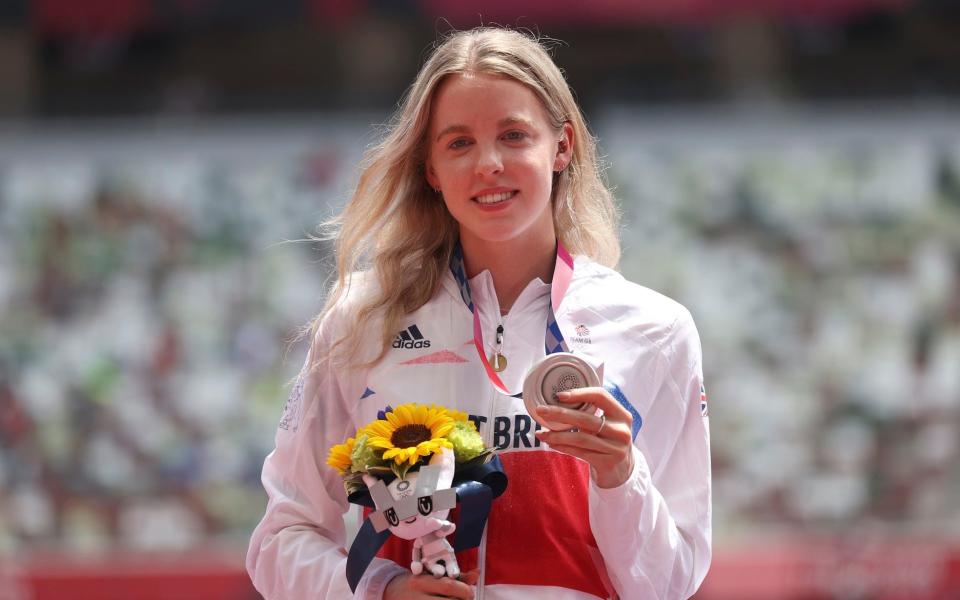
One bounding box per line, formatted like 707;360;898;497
477;372;497;600
477;312;508;600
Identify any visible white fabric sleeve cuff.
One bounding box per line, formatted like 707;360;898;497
589;445;648;501
356;560;407;600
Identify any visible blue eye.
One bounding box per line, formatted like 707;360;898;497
503;130;526;141
449;138;470;150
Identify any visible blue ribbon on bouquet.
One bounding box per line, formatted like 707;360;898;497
345;456;508;592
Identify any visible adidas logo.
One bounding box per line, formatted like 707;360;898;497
392;324;432;349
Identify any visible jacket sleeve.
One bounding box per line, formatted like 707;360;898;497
588;308;712;600
246;326;407;599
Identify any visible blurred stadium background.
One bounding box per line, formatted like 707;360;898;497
1;1;960;598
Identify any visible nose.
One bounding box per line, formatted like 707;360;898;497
474;142;503;177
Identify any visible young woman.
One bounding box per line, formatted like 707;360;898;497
247;27;711;600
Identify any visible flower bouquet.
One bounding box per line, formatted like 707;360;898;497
327;403;506;591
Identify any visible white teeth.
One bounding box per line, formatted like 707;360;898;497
474;191;515;204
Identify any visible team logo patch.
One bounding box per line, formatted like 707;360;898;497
571;323;592;345
400;350;469;365
700;384;709;417
392;324;432;349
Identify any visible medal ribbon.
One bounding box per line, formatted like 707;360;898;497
449;242;574;396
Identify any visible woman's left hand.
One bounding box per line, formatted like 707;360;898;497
534;388;635;489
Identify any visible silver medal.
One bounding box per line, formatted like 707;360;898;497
522;352;601;430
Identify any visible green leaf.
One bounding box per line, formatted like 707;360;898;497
454;449;494;471
365;466;394;478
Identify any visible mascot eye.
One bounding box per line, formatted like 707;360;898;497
385;507;399;527
417;497;433;515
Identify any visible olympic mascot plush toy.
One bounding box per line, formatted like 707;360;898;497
363;447;459;578
326;403;507;592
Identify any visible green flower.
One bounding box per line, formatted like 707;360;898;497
447;420;485;463
350;433;386;472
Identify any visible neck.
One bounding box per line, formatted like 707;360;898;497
461;231;557;315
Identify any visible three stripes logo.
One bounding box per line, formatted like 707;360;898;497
392;324;432;349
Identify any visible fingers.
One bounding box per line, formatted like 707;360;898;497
535;427;625;452
538;432;636;489
535;407;632;444
534;390;636;489
554;388;630;421
536;405;604;435
408;573;475;599
459;569;481;585
534;441;610;464
385;571;476;600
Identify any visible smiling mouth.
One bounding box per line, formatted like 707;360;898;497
404;517;417;524
473;190;517;205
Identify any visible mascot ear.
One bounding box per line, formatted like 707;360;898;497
429;447;456;490
363;475;395;510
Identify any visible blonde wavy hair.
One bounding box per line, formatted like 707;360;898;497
317;27;620;368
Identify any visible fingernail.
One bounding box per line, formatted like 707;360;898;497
556;391;571;400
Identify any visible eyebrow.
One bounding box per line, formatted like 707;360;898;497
434;116;536;142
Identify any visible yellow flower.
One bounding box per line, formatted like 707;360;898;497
326;437;356;474
445;407;473;427
365;403;454;466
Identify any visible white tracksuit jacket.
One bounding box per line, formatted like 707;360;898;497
247;255;712;599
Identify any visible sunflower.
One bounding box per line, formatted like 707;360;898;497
326;437;356;474
365;403;454;466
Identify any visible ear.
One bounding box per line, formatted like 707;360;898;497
554;122;574;172
425;160;440;191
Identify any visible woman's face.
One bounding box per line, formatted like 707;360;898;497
425;73;573;253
